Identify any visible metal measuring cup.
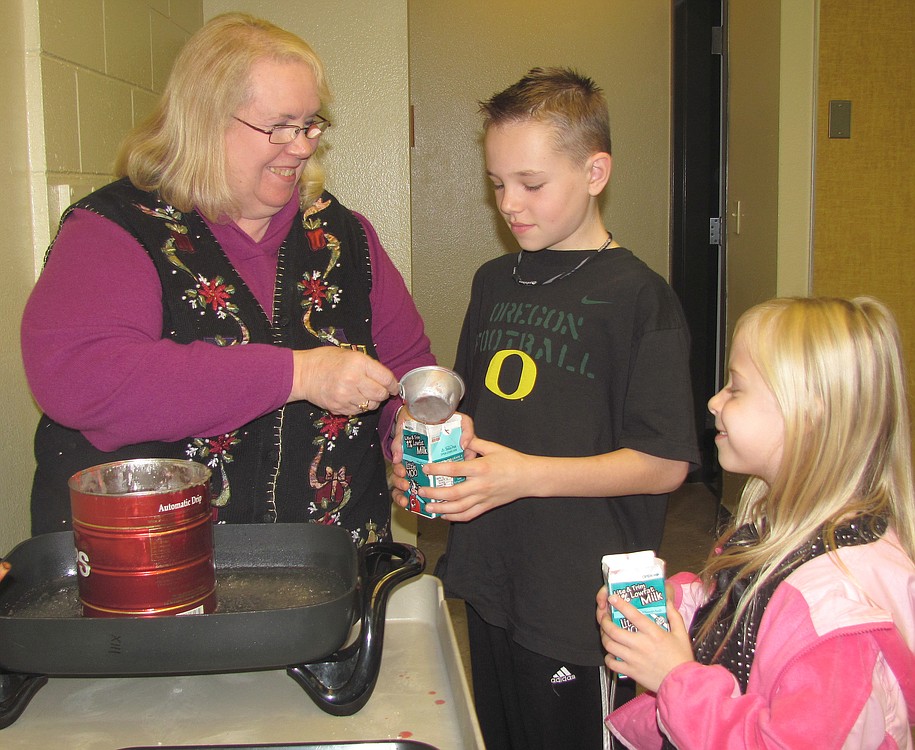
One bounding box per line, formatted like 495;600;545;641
399;366;465;424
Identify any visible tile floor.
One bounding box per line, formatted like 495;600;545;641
414;482;722;685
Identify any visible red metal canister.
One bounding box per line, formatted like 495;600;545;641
69;458;217;618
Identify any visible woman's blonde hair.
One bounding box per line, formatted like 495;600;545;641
115;13;330;218
697;296;915;643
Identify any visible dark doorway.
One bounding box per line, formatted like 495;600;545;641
671;0;727;496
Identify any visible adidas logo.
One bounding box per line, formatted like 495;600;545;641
550;666;576;684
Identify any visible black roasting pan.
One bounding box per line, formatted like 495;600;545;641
0;523;424;726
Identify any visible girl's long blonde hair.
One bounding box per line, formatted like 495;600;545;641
115;13;330;219
697;296;915;643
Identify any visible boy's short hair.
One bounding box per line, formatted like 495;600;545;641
479;67;612;165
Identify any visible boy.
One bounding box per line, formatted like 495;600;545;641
395;68;699;749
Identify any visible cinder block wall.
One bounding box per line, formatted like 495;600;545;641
28;0;204;271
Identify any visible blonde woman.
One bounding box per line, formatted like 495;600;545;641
21;13;433;540
598;297;915;748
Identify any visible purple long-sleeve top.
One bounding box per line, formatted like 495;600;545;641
21;195;434;456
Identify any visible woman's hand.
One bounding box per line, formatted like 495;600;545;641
0;560;10;584
289;348;398;414
596;585;695;693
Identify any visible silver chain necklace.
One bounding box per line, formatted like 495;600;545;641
511;233;613;286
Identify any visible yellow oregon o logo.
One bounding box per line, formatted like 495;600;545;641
485;350;537;400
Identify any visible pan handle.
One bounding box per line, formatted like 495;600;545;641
0;673;49;730
286;540;425;716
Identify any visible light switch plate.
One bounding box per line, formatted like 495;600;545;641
829;100;852;138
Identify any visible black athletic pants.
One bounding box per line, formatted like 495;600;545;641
466;604;633;749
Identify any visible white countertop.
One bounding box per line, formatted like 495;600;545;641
0;574;483;750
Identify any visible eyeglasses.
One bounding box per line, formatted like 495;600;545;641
232;114;331;144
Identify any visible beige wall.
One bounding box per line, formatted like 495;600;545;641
409;0;673;366
28;0;203;270
724;1;781;330
777;1;816;297
718;2;783;509
1;1;203;555
719;0;818;511
1;1;38;552
204;0;413;276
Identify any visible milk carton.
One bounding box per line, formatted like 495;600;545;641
601;550;668;633
402;414;465;518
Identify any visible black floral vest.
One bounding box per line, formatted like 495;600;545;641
31;178;391;546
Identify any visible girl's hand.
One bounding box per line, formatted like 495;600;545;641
596;583;611;625
0;560;10;584
597;589;695;693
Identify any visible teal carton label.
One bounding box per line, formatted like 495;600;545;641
601;551;668;632
602;551;668;679
403;414;464;518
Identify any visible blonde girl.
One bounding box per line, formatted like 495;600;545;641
597;296;915;749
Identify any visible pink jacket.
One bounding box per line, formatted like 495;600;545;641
608;529;915;749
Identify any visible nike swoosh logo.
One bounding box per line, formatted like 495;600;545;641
580;296;614;305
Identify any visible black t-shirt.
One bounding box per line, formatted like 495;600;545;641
437;246;700;665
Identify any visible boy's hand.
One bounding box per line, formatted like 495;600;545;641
597;588;694;693
390;412;479;510
391;411;477;465
397;436;532;521
389;406;408;464
455;412;478;458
